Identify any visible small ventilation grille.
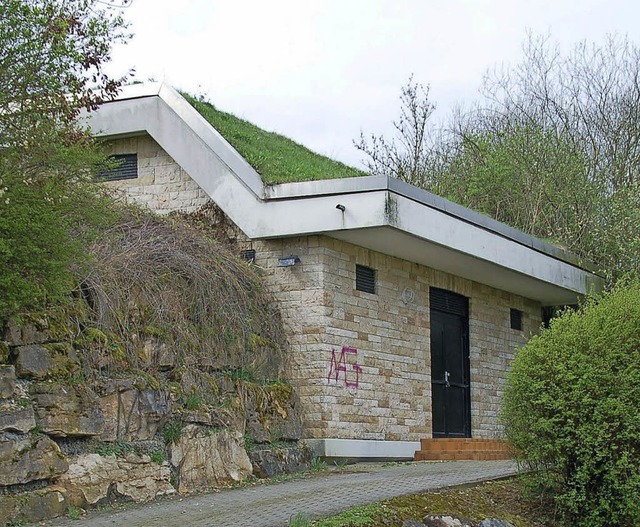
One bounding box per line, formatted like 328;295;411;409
510;308;523;330
99;153;138;181
430;288;468;317
240;249;256;263
355;264;376;294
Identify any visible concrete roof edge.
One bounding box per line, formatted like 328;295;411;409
99;83;265;196
267;176;600;275
386;178;600;274
156;84;265;196
104;82;163;101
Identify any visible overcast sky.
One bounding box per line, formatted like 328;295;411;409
106;0;640;168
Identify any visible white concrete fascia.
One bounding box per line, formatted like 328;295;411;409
86;84;603;302
306;438;420;460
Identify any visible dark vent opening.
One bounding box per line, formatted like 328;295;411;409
510;308;523;330
98;153;138;181
429;288;468;317
240;249;256;263
356;264;376;294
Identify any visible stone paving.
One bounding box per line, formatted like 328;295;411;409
37;460;518;527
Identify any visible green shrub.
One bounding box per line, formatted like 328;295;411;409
149;448;167;464
183;392;203;410
0;169;118;319
162;420;182;445
0;0;128;321
502;278;640;526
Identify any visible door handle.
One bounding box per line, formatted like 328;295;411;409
444;371;450;388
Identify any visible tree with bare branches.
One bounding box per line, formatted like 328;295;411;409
357;34;640;283
354;77;439;187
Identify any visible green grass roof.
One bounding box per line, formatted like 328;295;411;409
183;94;366;185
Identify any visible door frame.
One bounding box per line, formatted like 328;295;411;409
429;287;471;438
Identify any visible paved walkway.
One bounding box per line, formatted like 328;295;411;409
38;460;517;527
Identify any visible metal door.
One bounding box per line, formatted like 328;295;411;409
430;288;471;438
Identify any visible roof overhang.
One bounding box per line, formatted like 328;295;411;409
85;83;603;306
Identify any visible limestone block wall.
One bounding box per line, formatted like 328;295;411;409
244;235;540;441
469;284;540;437
103;135;211;214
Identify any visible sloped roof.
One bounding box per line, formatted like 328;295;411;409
86;83;603;305
182;94;365;185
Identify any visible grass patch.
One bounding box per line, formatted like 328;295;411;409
183;94;366;185
183;392;203;410
67;506;82;520
93;439;142;458
223;367;259;383
310;457;327;473
289;512;312;527
333;459;349;471
315;502;389;527
162;420;182;445
313;477;551;527
244;434;255;452
149;448;167;464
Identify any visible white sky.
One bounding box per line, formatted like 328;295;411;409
106;0;640;168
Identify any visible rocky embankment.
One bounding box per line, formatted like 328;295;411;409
0;319;309;525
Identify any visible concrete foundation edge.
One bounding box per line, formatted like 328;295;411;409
306;438;420;460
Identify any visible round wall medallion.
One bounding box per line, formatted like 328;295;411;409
402;287;415;304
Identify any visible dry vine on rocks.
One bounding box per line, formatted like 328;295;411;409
79;209;285;384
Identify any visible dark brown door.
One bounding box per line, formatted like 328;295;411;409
430;288;471;438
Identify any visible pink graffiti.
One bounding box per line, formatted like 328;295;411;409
327;346;362;388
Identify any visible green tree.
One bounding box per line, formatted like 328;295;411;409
0;0;130;318
357;34;640;283
436;125;597;245
502;279;640;526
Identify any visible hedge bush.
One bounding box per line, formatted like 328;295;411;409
502;278;640;527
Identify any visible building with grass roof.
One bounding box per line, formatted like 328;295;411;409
86;83;602;460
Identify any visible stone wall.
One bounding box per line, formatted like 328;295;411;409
242;236;541;441
104;135;211;214
0;318;308;524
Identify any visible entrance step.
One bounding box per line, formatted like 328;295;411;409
414;438;513;461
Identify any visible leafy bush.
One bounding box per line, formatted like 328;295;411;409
502;278;640;526
0;0;129;320
0;164;119;319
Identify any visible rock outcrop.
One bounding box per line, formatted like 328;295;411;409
169;425;252;493
0;486;68;525
99;387;171;441
0;404;36;433
0;365;18;398
31;382;103;437
15;345;57;379
249;445;311;478
0;314;304;525
58;453;175;505
244;385;303;444
0;434;68;486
